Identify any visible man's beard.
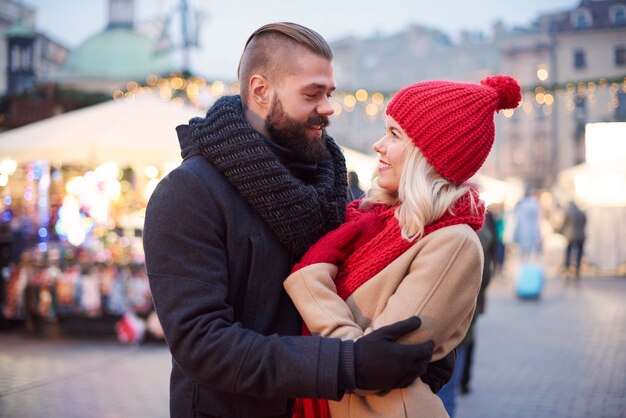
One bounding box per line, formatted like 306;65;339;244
265;95;330;164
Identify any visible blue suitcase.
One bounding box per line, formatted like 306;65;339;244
516;263;544;299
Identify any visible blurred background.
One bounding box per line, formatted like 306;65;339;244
0;1;625;417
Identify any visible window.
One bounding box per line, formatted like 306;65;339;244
616;45;626;66
10;46;20;71
610;5;626;25
535;103;545;121
549;20;560;33
571;9;592;29
512;148;525;166
532;133;550;171
574;49;586;69
22;48;31;69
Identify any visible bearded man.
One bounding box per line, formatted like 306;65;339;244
143;22;452;418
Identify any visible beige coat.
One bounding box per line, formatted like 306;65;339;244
284;223;484;418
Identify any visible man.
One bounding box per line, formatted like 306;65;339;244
560;200;587;278
144;22;452;418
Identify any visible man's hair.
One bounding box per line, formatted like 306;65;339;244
362;145;479;241
237;22;333;102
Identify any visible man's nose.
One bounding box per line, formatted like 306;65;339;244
316;97;334;117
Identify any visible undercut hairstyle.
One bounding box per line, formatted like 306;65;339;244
237;22;333;102
362;144;480;241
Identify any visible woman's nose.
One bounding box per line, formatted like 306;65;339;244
373;138;384;153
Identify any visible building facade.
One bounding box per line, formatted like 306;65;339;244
493;0;626;188
0;0;177;130
329;0;626;189
329;24;499;155
0;0;69;97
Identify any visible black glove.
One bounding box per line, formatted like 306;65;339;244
421;348;456;393
354;317;434;391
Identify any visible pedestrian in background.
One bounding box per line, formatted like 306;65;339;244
348;170;364;200
560;200;587;279
284;75;522;417
489;202;506;277
461;210;495;393
513;190;542;259
143;22;451;418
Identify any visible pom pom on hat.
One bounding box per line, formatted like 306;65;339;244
480;75;522;111
386;75;521;183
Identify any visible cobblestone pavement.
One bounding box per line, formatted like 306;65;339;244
456;272;626;418
1;273;625;418
0;336;170;418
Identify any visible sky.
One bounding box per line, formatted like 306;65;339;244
26;0;581;81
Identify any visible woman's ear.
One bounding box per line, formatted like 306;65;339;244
249;74;272;110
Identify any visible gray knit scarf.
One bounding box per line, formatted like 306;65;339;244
189;95;348;257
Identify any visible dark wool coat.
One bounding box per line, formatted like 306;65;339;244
143;126;343;418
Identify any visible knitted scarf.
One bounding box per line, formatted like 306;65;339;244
336;188;485;300
189;95;348;257
292;188;484;418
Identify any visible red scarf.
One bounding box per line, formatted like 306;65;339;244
336;188;484;300
292;188;485;418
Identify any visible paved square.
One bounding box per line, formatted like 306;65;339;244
1;273;625;418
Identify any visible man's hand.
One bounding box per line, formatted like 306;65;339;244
354;317;434;390
421;349;456;393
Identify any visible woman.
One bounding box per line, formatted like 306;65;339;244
284;75;521;418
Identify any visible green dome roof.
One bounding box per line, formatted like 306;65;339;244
7;21;35;37
63;28;175;80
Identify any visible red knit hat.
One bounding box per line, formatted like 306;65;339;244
386;75;522;183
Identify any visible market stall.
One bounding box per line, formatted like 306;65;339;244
0;93;204;340
556;122;626;274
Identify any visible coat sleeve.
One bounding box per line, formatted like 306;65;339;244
284;264;363;341
366;228;483;359
143;166;342;400
285;227;483;361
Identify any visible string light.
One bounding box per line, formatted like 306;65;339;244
113;73;626;120
355;89;368;102
343;94;357;108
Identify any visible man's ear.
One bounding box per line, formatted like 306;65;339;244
249;74;272;110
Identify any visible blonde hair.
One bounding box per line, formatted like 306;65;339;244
362;144;480;241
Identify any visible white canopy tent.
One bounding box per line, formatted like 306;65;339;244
554;122;626;272
471;174;524;209
0;93;205;167
557;158;626;272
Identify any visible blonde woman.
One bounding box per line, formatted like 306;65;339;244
285;75;522;418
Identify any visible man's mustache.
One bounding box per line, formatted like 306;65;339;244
308;114;330;128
